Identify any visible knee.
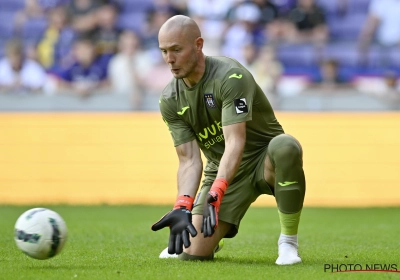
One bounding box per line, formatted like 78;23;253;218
268;134;302;167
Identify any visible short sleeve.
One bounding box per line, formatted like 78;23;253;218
159;97;196;147
219;68;255;126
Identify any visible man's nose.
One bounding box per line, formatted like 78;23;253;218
166;52;175;64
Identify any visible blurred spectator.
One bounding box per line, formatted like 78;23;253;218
108;30;152;109
0;39;47;94
240;43;258;68
141;6;174;59
379;71;400;106
268;0;328;45
356;71;400;108
310;59;350;91
252;0;279;25
153;0;187;15
249;45;283;106
67;0;101;37
359;0;400;49
380;71;400;96
140;54;173;103
93;4;121;59
53;37;109;97
250;45;283;90
168;0;188;15
189;0;236;42
36;6;76;69
14;0;45;34
222;2;265;61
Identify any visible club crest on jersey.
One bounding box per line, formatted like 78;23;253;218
204;93;217;109
234;98;248;114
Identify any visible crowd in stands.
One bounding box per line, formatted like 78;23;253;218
0;0;399;109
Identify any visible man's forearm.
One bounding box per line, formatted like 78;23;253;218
216;142;244;184
177;160;203;197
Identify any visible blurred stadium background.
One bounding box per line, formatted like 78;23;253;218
0;0;399;207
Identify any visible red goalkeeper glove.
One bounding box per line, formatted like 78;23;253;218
202;178;228;237
151;195;197;254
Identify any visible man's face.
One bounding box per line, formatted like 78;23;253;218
8;53;23;71
158;29;198;79
73;41;96;66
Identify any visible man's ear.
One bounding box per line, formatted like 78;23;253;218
195;37;204;52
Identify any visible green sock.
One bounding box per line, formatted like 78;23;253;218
278;210;302;235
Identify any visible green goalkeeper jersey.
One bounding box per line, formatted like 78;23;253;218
160;56;284;180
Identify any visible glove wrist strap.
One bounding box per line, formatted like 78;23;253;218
210;178;229;200
211;178;228;193
173;195;194;211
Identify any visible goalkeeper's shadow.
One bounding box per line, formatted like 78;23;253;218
214;256;277;265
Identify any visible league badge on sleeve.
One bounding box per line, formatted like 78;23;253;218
234;98;248;114
204;93;217;109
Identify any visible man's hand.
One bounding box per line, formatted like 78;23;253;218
151;195;197;254
202;178;228;237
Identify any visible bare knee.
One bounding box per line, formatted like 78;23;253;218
183;215;231;257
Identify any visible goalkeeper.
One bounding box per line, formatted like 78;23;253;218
151;15;306;265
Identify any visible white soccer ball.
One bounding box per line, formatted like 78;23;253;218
14;208;67;260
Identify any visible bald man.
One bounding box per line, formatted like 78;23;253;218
151;15;306;265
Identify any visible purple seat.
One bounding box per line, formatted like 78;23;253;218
0;0;24;12
276;43;319;66
328;13;367;41
318;0;370;16
0;13;16;40
386;47;400;67
20;18;48;43
271;0;296;16
333;44;398;68
38;0;71;10
117;12;146;33
316;0;339;16
322;42;362;66
120;0;154;14
347;0;371;14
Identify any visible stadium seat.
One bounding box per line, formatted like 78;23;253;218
120;0;154;14
0;13;15;41
321;42;362;66
19;18;48;44
116;12;147;34
276;43;319;66
346;0;371;14
316;0;339;16
328;13;367;41
0;0;24;13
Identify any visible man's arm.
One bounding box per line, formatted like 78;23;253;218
359;15;379;48
151;139;201;254
216;122;246;183
202;121;246;237
176;139;203;197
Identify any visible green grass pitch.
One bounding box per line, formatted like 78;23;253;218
1;205;399;280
